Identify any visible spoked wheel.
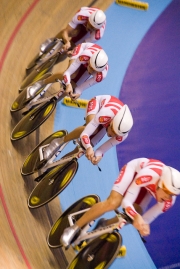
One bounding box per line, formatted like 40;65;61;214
67;232;122;269
47;194;101;248
21;130;68;176
11;99;57;141
20;53;60;89
27;158;79;209
10;73;52;112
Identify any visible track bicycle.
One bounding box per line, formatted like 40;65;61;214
23;38;65;81
23;134;99;209
47;194;129;269
10;76;71;141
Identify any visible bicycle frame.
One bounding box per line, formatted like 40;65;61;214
38;140;85;174
23;80;65;113
67;208;128;247
37;38;64;65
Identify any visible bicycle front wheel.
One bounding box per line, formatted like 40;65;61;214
67;232;122;269
21;130;67;176
47;194;101;248
11;99;56;141
28;159;78;209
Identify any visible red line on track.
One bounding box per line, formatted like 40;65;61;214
0;184;32;269
0;1;40;267
0;0;40;73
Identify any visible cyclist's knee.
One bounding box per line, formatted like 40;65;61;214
105;191;123;210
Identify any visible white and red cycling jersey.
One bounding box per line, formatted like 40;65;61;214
69;7;106;45
80;95;129;157
63;43;108;95
112;158;176;224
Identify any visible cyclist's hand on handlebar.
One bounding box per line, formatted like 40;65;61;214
65;84;73;96
70;93;81;100
85;147;94;161
133;214;150;236
66;50;73;57
91;156;102;165
62;41;71;52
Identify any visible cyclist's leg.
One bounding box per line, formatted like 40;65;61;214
60;115;96;158
42;113;94;161
47;194;100;248
60;190;123;247
76;190;122;228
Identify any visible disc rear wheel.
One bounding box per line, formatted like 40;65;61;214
47;195;101;248
21;130;68;175
10;73;52;112
11;99;56;141
28;159;78;208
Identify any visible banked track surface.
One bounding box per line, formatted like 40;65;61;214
0;0;113;268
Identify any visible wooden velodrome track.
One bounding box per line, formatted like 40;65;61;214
0;1;114;268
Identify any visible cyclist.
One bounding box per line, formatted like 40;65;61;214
39;95;133;164
39;7;106;55
26;42;108;100
60;158;180;248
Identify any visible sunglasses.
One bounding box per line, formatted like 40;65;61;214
162;182;176;196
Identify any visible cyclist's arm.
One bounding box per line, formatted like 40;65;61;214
63;58;81;85
75;67;108;95
80;118;99;149
85;24;106;42
94;134;128;157
60;24;74;50
63;42;94;85
121;180;151;236
142;196;176;224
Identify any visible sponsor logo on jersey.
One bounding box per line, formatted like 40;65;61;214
72;44;81;56
99;116;111;123
79;55;90;62
82;135;90;144
87;98;96;112
126;207;137;217
163;199;172;212
77;15;88;21
63;75;68;84
114;165;126;184
96;72;103;82
135;175;152;185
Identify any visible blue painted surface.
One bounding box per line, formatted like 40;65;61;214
53;1;173;268
117;0;180;267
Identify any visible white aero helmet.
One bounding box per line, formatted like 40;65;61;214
158;166;180;195
90;49;108;72
89;10;106;29
112;105;133;136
